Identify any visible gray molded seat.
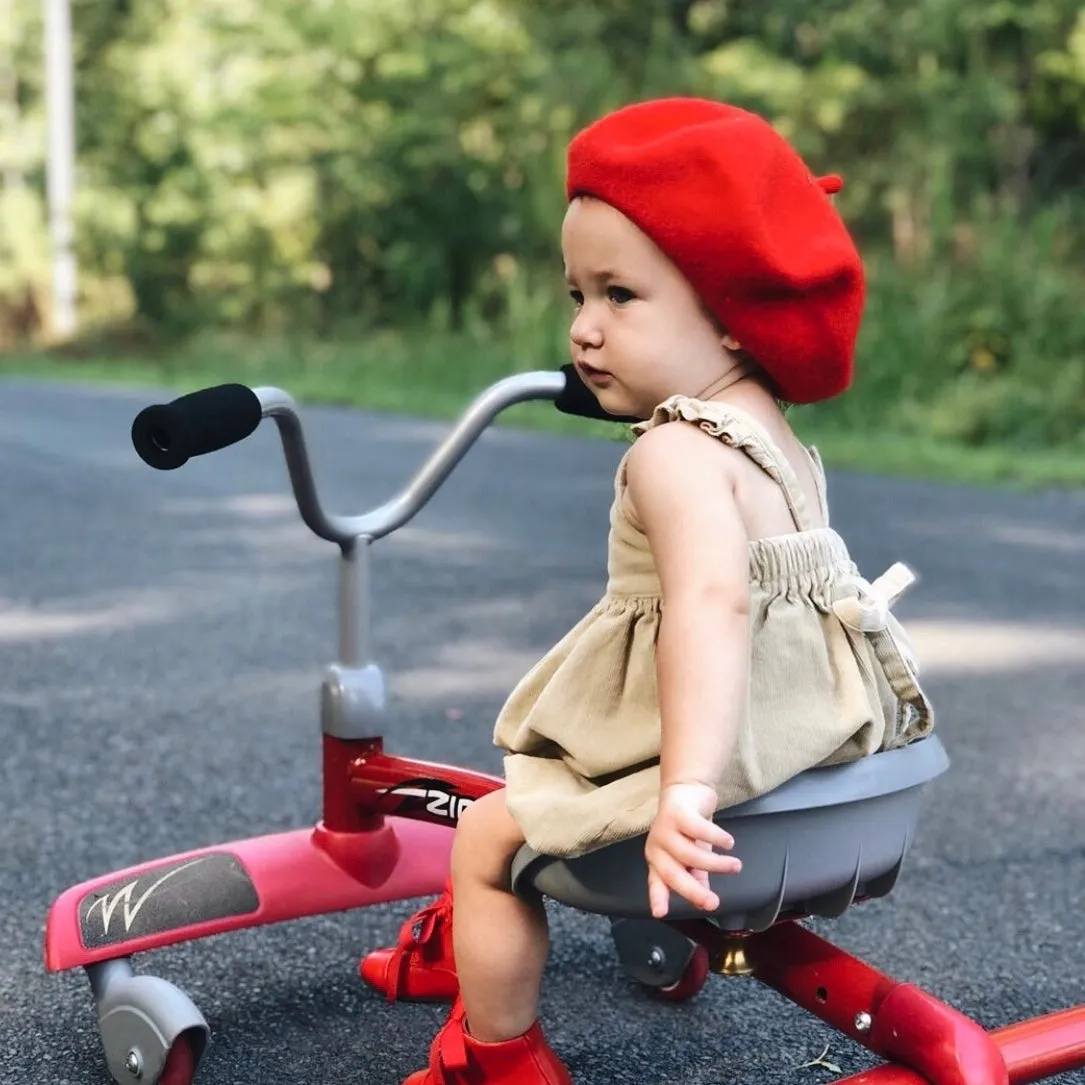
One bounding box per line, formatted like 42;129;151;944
510;735;949;933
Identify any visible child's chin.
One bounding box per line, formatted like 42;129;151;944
595;389;636;418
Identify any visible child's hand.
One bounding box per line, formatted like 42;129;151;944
645;783;742;918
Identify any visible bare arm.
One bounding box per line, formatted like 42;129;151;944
625;421;749;915
625;422;752;792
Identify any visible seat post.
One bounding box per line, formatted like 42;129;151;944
319;536;388;742
338;535;370;667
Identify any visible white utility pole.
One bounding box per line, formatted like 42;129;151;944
1;0;22;190
43;0;77;338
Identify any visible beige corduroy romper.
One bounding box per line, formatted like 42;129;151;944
493;395;935;859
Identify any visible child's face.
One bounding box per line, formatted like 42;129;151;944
561;196;733;417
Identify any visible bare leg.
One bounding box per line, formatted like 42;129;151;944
450;790;548;1043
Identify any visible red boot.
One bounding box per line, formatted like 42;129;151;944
403;998;573;1084
360;885;459;1003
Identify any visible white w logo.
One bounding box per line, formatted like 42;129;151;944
85;858;209;935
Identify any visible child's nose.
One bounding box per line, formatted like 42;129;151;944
570;307;603;348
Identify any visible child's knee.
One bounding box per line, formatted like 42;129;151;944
451;790;525;885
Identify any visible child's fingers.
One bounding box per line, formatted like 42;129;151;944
654;829;743;875
647;866;670;918
674;808;735;850
697;851;743;875
648;848;720;914
682;835;743;874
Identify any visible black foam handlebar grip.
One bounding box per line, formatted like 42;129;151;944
131;383;263;470
553;364;643;424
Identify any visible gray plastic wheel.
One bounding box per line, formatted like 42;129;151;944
86;959;209;1085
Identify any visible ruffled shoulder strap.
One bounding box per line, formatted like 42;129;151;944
632;395;818;532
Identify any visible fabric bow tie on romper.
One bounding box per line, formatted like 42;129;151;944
831;562;934;746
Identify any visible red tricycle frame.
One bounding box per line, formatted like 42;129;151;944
46;731;1085;1085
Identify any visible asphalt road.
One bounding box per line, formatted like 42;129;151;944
1;377;1083;1085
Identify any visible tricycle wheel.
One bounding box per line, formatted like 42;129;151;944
159;1030;200;1085
652;944;710;1002
87;958;209;1085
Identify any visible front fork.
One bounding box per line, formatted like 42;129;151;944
319;642;506;834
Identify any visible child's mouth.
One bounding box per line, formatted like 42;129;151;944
577;361;612;384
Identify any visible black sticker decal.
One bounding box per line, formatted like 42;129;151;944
78;852;260;949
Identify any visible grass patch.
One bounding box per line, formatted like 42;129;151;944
4;330;1085;491
786;427;1085;490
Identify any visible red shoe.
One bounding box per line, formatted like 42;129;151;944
403;999;573;1084
360;885;459;1003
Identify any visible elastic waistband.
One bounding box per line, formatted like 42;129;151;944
749;528;856;588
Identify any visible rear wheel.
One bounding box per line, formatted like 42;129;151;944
651;944;711;1002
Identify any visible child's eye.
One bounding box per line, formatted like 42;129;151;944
607;286;635;304
568;289;584;307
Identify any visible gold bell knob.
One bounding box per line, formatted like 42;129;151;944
715;937;754;976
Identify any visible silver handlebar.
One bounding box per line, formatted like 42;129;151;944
253;370;567;548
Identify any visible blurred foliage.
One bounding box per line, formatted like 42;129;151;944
1;0;1084;446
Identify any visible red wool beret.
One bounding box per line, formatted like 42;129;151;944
565;98;866;404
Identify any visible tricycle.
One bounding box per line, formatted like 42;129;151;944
43;369;1085;1085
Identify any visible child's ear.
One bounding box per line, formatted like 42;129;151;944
722;333;742;352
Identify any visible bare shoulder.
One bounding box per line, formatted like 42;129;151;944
625;418;741;496
624;420;749;592
624;420;746;533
